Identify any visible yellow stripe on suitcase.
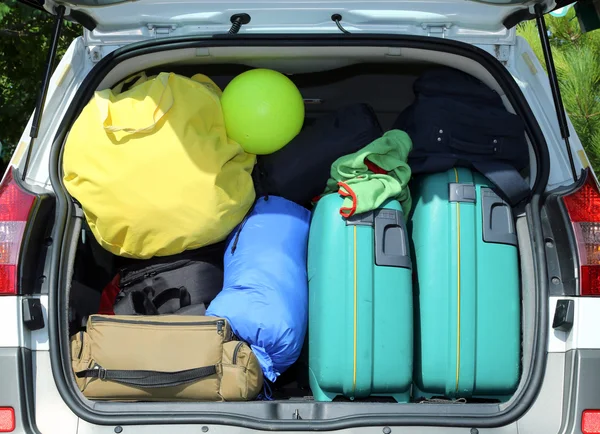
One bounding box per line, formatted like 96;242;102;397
454;168;461;393
353;225;358;394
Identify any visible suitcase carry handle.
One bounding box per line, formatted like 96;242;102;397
76;365;217;388
481;188;518;246
346;207;412;269
374;209;412;269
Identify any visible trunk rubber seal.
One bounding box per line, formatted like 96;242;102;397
48;34;551;430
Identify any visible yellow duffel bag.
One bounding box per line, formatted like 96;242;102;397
63;72;256;259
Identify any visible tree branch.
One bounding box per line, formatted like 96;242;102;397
0;28;41;37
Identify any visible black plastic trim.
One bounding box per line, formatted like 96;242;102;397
23;298;45;331
541;168;588;296
503;9;537;29
68;10;97;31
48;34;551;429
552;299;574;331
541;207;569;295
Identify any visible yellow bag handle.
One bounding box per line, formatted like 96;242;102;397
94;73;174;135
111;72;149;95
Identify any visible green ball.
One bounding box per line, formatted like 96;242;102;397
221;69;304;155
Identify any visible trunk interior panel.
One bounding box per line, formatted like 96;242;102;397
150;63;425;131
51;38;550;428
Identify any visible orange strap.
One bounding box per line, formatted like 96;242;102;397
338;182;358;218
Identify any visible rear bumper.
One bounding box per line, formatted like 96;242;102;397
0;348;40;434
3;349;599;433
558;349;600;434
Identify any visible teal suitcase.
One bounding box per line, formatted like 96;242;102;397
409;167;521;400
307;194;413;402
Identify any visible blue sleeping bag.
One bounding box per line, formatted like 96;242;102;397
206;196;311;382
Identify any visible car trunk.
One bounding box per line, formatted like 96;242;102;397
49;37;548;429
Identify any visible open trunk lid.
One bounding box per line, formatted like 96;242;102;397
23;0;562;44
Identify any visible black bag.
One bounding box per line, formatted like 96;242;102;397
254;103;383;206
113;242;225;316
392;67;530;206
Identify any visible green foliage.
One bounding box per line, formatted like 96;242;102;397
0;0;80;165
518;11;600;173
0;3;11;20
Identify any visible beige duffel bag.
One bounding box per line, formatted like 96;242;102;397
71;315;263;401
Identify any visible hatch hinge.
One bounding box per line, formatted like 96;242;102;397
147;24;177;38
421;23;451;38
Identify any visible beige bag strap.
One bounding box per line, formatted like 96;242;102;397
94;73;174;135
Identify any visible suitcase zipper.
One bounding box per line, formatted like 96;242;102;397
232;341;244;364
91;316;225;333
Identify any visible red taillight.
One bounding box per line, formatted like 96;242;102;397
0;168;36;295
582;410;600;434
0;407;15;432
563;170;600;296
